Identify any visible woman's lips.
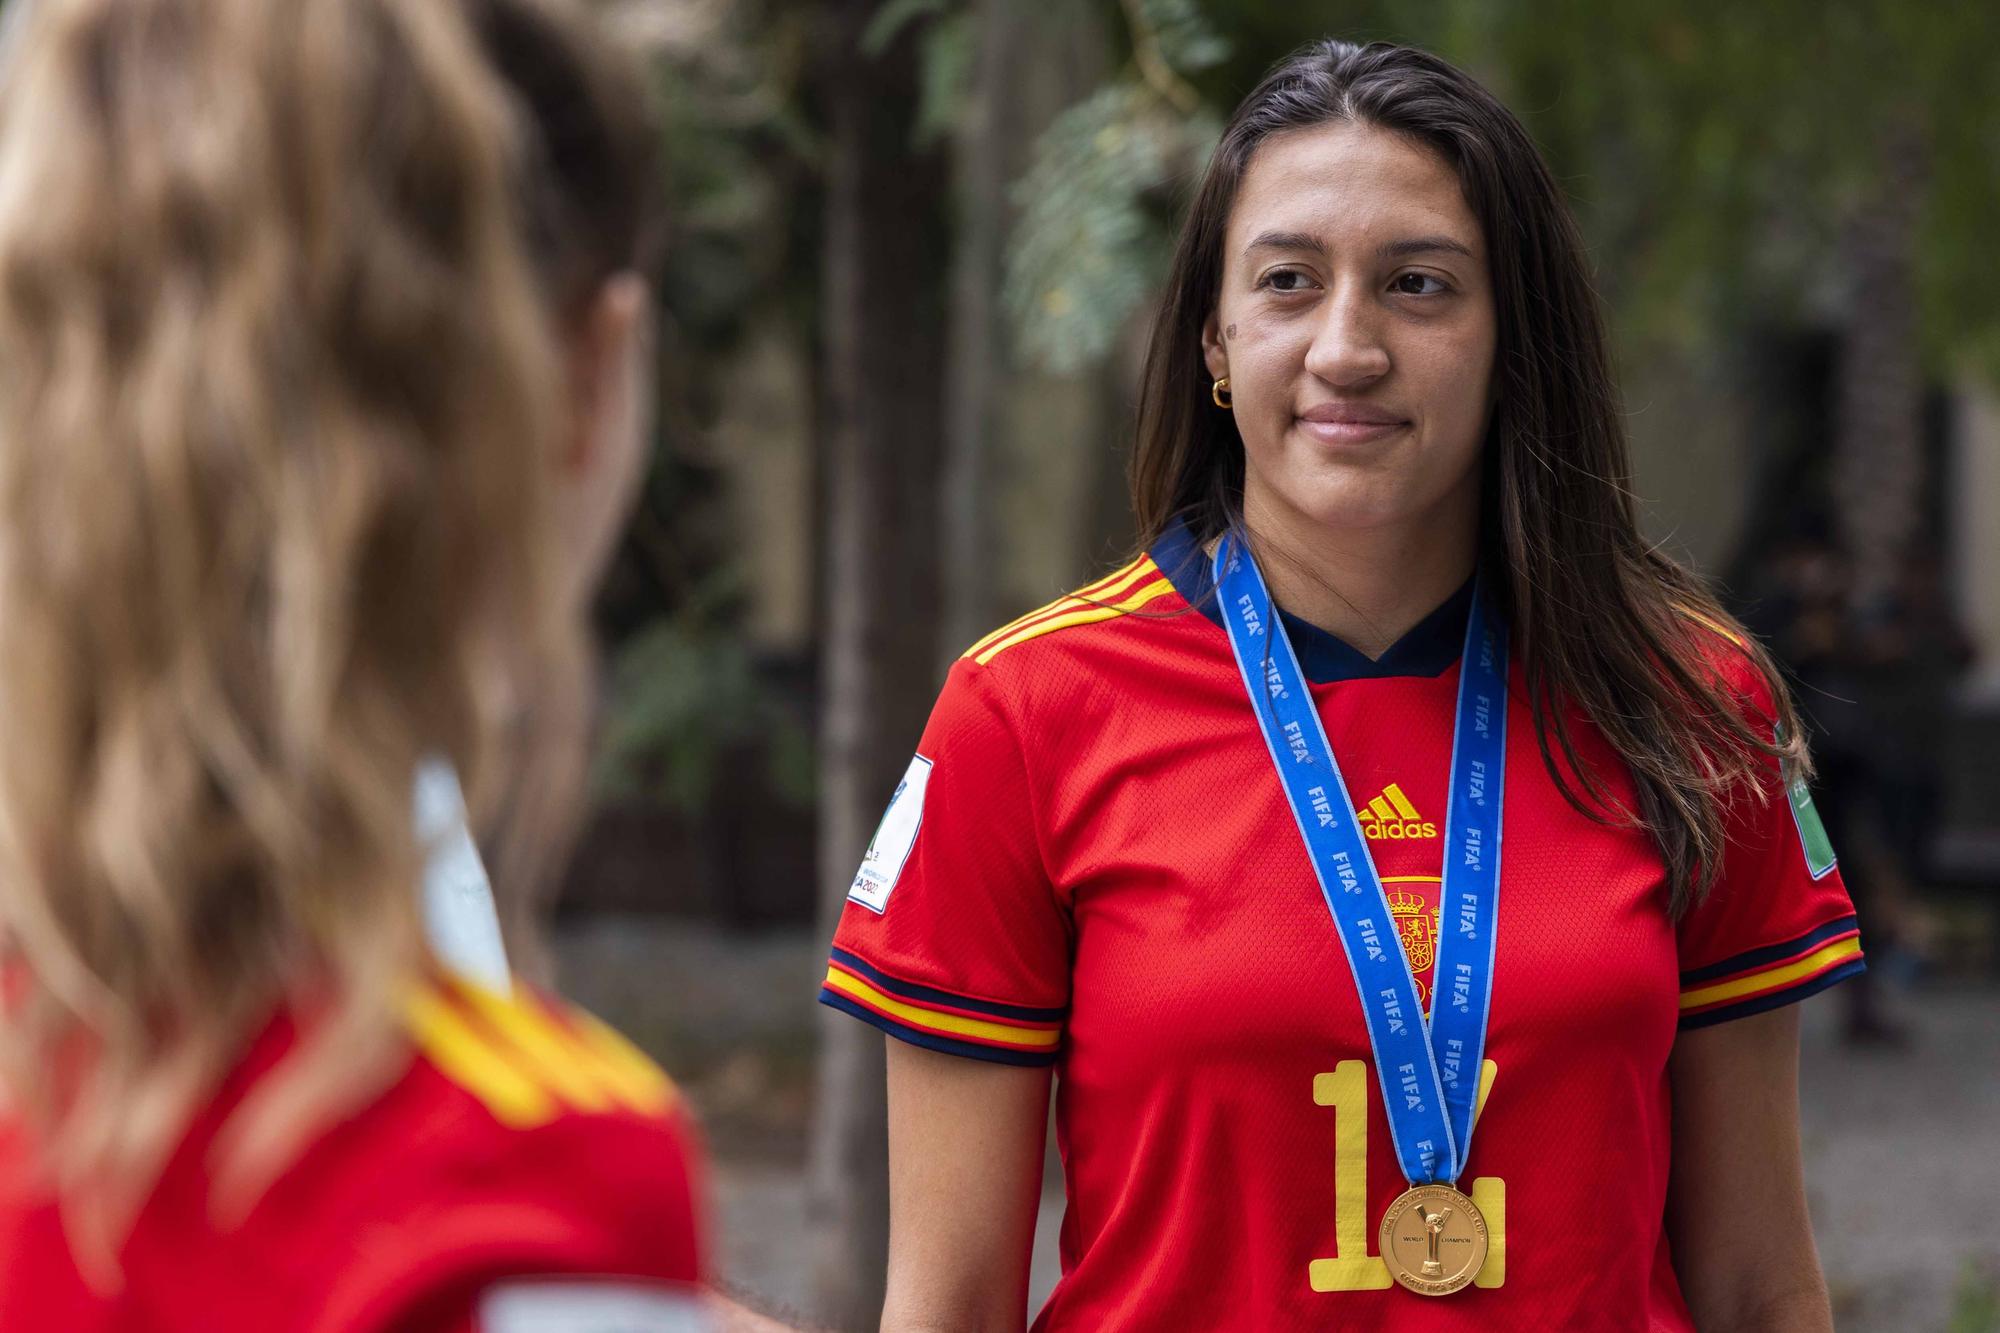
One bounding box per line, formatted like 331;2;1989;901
1297;417;1408;445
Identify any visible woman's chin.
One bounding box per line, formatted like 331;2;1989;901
1250;473;1421;537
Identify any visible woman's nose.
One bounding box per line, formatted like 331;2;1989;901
1302;278;1390;388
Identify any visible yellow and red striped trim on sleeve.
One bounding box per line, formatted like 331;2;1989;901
819;948;1063;1067
1678;915;1865;1029
962;557;1176;666
404;975;679;1128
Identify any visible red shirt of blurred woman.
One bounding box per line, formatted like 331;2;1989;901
0;976;705;1333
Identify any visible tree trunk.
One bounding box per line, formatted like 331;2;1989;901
940;0;1031;662
805;4;950;1328
1831;122;1929;617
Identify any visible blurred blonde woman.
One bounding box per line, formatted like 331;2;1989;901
0;0;708;1328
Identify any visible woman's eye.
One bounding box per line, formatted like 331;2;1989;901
1392;271;1450;296
1261;268;1316;293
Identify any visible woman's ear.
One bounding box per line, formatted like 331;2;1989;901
565;272;650;477
1201;310;1229;382
554;271;653;608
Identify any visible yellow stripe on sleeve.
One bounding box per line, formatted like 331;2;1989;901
823;967;1061;1048
961;558;1157;660
1678;937;1862;1011
972;576;1176;665
454;981;620;1116
963;598;1076;663
570;1009;679;1117
451;979;677;1120
404;984;557;1128
1675;603;1748;648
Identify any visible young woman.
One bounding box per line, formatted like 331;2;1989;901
821;40;1861;1331
0;0;705;1327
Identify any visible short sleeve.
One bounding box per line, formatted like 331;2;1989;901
818;660;1069;1067
1675;654;1865;1030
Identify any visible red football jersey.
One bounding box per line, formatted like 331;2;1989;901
0;975;707;1332
822;517;1862;1331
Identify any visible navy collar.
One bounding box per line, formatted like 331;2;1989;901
1148;515;1474;683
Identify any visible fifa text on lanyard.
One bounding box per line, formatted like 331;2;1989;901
1213;532;1507;1297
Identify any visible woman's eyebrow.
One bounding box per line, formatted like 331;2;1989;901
1377;234;1476;261
1244;229;1326;257
1242;231;1478;262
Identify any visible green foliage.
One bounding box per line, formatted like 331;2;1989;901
644;4;820;356
1006;85;1214;370
866;2;974;155
1951;1258;2000;1333
861;0;949;56
913;11;976;149
591;5;825;816
595;612;814;816
1002;0;1231;373
1451;1;2000;378
1134;0;1230;74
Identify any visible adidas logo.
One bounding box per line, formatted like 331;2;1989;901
1360;783;1437;840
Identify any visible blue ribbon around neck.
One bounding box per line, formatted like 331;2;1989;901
1212;531;1507;1186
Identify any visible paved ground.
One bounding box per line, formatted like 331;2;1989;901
1799;986;2000;1331
552;918;2000;1331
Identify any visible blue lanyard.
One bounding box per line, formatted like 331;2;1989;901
1212;533;1507;1186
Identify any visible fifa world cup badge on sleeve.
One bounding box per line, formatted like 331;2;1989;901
849;754;933;913
1787;770;1839;879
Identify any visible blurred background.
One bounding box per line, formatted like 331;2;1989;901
541;2;2000;1329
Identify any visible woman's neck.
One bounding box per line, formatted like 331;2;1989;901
1236;482;1480;661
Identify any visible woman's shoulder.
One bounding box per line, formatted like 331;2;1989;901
242;978;705;1329
945;550;1213;729
1671;601;1782;724
0;980;704;1328
286;977;705;1323
957;553;1185;669
377;975;702;1228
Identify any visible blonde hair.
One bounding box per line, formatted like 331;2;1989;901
0;0;634;1268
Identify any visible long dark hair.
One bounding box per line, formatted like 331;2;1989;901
1131;39;1804;916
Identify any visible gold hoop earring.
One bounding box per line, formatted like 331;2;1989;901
1211;377;1232;409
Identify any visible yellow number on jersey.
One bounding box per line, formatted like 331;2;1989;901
1308;1059;1506;1291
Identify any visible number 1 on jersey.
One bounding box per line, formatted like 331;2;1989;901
1309;1059;1506;1292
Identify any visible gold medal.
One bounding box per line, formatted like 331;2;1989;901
1379;1183;1488;1296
